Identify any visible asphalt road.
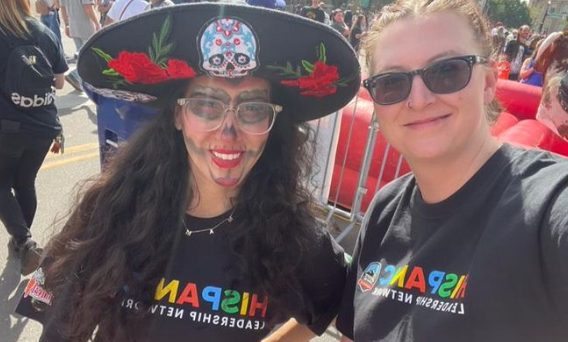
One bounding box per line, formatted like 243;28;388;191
0;10;346;342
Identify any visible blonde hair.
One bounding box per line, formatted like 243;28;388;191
0;0;32;39
363;0;501;122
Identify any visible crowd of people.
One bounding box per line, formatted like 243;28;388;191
296;0;368;51
492;21;547;87
1;0;567;342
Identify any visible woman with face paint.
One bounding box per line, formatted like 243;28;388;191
335;1;568;342
14;3;361;342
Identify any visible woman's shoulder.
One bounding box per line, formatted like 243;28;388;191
26;18;60;46
500;145;568;220
504;145;568;179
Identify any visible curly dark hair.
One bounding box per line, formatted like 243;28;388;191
43;83;320;341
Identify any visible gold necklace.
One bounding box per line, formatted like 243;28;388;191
182;208;236;237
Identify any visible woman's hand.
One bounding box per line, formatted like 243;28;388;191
520;67;534;80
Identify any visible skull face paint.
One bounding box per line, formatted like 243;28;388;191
199;17;259;78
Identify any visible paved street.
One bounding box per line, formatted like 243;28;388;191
0;10;345;342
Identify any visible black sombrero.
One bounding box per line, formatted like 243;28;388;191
77;2;361;122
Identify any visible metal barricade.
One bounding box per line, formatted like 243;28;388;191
310;91;410;245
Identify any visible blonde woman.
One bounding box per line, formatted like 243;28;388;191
337;0;568;341
0;0;67;275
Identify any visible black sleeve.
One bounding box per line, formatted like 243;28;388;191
523;44;532;59
541;180;568;325
316;9;325;23
36;21;68;75
294;227;348;335
335;189;388;340
45;30;69;75
335;227;362;340
504;41;514;59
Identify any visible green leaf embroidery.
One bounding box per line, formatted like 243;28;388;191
152;34;159;52
266;65;288;72
266;65;302;78
112;80;128;88
149;48;156;63
149;16;174;64
334;73;358;87
92;47;113;63
159;15;172;49
295;66;302;77
161;43;174;57
319;43;326;63
102;68;120;76
301;60;315;73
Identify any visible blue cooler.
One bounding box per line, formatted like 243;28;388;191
85;88;157;166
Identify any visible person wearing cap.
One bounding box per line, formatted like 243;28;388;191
14;3;361;342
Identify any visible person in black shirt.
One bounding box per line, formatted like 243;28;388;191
301;0;325;23
348;14;366;51
503;24;531;81
0;0;67;276
336;0;568;341
14;3;361;342
344;7;353;28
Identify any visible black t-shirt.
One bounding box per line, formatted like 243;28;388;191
349;26;362;50
0;18;68;139
336;144;568;342
16;210;347;342
504;40;529;75
300;6;325;23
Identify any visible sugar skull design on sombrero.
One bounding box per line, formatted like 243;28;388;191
78;3;361;122
198;17;259;78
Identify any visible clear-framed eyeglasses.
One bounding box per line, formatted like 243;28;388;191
176;98;283;135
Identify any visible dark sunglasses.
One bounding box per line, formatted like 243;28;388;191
363;55;487;105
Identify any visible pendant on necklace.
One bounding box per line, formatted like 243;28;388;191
185;230;192;237
209;229;215;234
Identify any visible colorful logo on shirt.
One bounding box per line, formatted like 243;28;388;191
122;277;269;331
358;262;468;315
358;262;381;292
23;267;53;306
153;278;269;318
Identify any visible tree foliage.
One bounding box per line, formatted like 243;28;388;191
486;0;533;29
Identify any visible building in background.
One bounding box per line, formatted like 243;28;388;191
531;0;568;33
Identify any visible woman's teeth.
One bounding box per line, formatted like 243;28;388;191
212;151;242;160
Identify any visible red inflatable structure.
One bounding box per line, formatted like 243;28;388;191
329;80;568;212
